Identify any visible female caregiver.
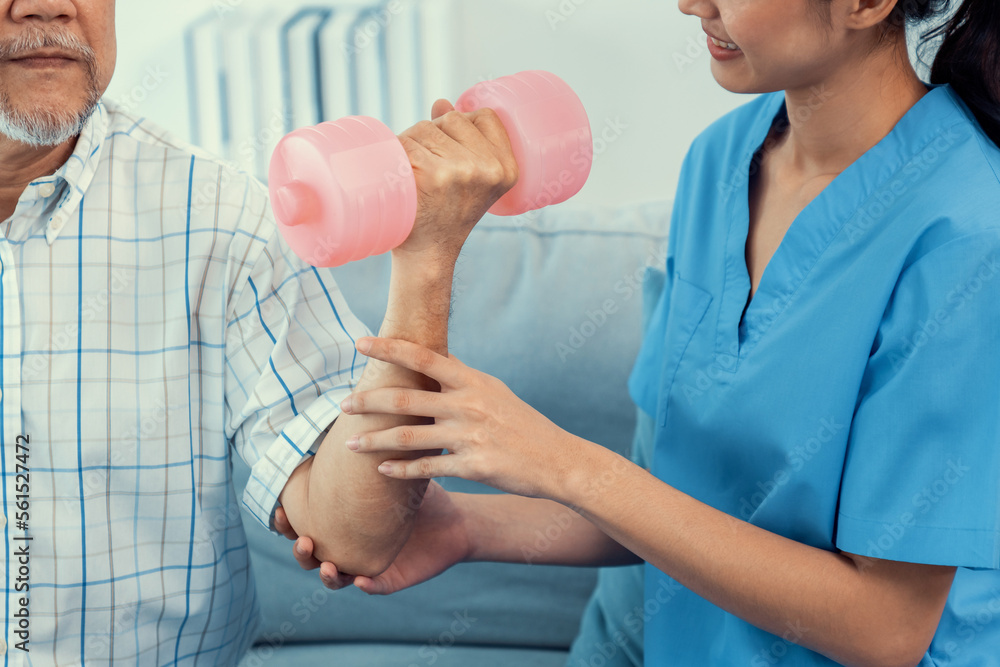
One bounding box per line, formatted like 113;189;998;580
280;0;1000;664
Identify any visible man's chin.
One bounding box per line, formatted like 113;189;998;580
0;98;98;147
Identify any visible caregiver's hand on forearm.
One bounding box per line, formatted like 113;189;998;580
339;336;584;501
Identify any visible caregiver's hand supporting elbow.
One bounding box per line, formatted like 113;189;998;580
274;481;473;594
339;336;583;501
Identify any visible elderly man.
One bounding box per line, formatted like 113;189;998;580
0;0;516;664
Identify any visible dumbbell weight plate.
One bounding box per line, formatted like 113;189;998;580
456;70;593;217
269;116;418;268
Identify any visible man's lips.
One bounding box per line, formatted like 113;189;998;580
5;56;79;69
5;50;81;64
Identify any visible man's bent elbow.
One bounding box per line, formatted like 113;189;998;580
309;528;408;579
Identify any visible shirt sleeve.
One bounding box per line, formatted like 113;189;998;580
223;176;371;532
835;229;1000;569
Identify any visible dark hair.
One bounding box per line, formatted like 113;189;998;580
815;0;1000;146
924;1;1000;145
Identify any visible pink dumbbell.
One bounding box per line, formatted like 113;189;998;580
268;70;593;267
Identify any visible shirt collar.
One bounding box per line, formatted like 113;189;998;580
39;100;109;245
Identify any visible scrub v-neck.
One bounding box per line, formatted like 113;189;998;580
716;85;936;369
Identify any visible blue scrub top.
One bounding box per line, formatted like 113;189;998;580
629;83;1000;665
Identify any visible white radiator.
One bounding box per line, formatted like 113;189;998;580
183;0;455;182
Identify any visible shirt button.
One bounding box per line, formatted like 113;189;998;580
51;218;64;232
39;182;56;198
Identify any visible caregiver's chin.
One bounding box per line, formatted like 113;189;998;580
0;0;115;149
678;0;930;183
681;0;925;94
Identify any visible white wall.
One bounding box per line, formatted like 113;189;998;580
105;0;750;209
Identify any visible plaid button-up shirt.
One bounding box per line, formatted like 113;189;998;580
0;99;367;665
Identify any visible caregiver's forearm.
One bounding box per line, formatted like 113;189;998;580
461;491;641;567
559;440;955;667
279;254;452;577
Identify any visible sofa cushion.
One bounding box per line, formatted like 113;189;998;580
238;641;569;667
233;200;671;650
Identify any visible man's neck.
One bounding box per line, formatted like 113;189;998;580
0;134;78;222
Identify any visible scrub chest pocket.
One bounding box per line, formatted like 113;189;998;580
656;275;713;427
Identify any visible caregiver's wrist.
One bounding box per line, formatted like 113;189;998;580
553;435;632;513
453;492;487;562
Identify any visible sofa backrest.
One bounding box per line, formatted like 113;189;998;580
232;200;671;649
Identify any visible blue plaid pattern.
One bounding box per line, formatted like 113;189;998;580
0;99;368;665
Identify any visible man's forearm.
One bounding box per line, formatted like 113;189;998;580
280;254;454;576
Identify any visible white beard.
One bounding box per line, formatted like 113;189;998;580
0;27;101;147
0;93;100;147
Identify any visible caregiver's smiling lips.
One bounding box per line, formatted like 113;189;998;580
704;25;743;61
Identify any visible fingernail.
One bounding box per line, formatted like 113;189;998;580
356;337;374;354
340;396;353;414
295;543;306;555
345;435;360;451
378;463;392;475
